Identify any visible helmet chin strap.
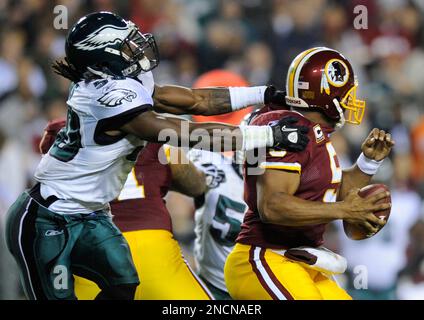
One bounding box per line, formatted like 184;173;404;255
333;98;345;130
121;57;150;77
287;95;346;129
86;66;113;79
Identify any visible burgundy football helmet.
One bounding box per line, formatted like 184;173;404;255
285;47;365;128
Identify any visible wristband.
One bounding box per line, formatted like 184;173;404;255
356;152;383;175
239;125;273;151
229;86;267;111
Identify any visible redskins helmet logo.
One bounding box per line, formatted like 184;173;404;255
320;58;349;95
325;59;349;87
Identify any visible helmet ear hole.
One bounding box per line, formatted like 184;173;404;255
91;61;109;73
93;62;105;69
85;61;117;79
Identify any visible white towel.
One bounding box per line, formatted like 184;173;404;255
272;246;347;276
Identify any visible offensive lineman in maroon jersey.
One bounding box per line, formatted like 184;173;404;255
224;47;394;300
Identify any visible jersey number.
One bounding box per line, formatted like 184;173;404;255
323;142;342;203
209;195;246;247
50;108;82;162
117;167;145;201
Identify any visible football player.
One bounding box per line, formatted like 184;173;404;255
175;70;290;300
4;12;309;300
187;148;246;300
39;120;214;300
224;47;395;300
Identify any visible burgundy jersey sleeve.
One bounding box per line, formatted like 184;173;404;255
251;110;310;174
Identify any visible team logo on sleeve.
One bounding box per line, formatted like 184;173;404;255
201;163;226;189
97;89;137;107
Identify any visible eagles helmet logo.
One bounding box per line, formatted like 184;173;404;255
97;89;137;107
74;24;131;51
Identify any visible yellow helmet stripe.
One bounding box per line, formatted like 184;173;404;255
294;47;331;98
287;47;320;97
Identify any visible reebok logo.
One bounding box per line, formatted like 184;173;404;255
45;230;64;237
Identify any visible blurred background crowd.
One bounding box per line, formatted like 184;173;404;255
1;0;424;300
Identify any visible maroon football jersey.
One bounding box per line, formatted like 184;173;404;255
111;143;173;232
237;110;342;249
247;104;288;124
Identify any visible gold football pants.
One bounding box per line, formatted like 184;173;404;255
224;243;351;300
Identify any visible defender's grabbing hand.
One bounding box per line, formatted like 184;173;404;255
270;116;309;152
264;86;287;107
361;128;395;161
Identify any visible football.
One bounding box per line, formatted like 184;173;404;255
343;184;391;240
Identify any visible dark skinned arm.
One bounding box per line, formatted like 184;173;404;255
338;128;395;200
167;146;207;197
153;85;233;116
152;84;287;116
120;110;242;151
338;165;372;201
257;128;394;232
257;169;345;226
257;168;388;232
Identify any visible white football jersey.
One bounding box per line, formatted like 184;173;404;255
188;150;247;292
35;72;155;215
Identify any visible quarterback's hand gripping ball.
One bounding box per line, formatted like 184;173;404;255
344;184;391;240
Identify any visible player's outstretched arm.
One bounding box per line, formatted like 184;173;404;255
152;84;286;116
338;128;395;201
122;110;242;150
167;146;207;197
256;169;388;233
120;110;309;152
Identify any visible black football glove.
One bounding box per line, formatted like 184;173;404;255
270;116;309;152
264;85;287;107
